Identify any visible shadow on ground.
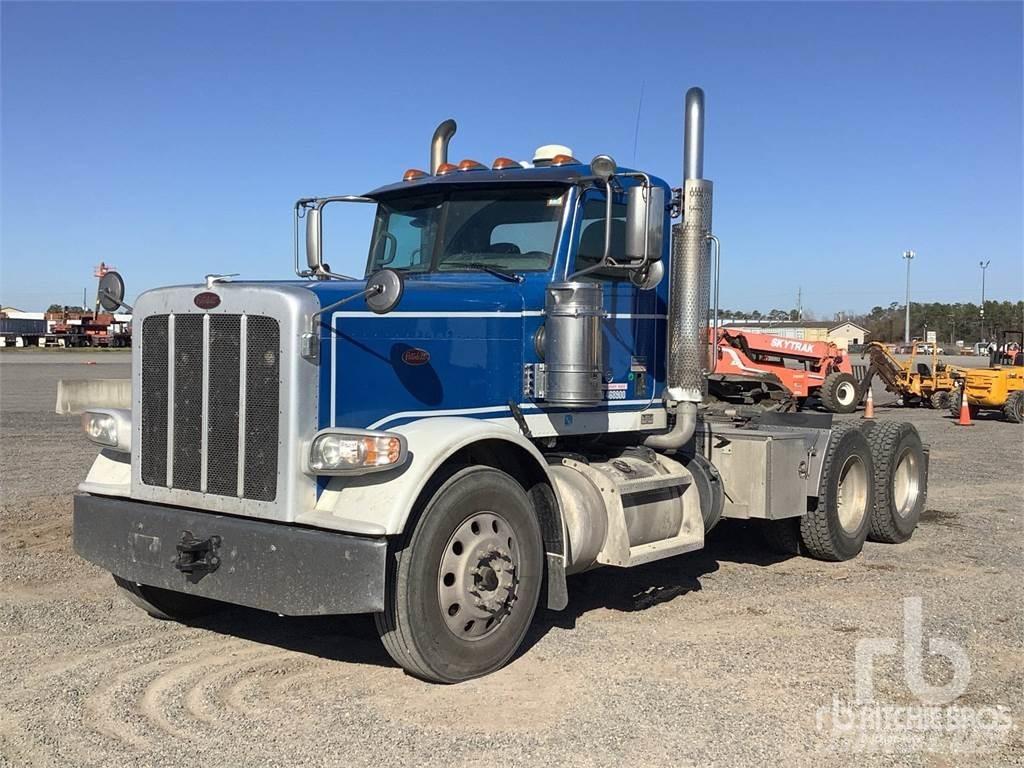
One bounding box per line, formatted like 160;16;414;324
182;519;793;674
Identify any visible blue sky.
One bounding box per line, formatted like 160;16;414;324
2;1;1021;316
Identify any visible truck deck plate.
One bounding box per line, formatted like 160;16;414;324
73;494;387;615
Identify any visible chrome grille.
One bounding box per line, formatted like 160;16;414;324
140;313;280;501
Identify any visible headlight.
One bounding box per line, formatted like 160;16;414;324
308;429;407;475
81;408;131;452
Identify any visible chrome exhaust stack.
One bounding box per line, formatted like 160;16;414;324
429;119;457;174
646;87;713;451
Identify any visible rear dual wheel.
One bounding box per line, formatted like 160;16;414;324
375;466;543;683
860;421;927;543
800;424;873;560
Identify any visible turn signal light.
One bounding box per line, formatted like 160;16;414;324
403;168;427;182
435;162;458;176
458;159;487;171
551;154;580;166
492;157;523;170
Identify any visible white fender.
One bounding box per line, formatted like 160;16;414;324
299;416;564;538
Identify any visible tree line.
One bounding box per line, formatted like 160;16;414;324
717;300;1023;343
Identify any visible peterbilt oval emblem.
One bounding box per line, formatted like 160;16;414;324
402;348;430;366
194;292;221;310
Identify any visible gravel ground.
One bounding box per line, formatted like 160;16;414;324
1;349;1021;767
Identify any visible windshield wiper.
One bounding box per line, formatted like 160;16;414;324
444;262;524;283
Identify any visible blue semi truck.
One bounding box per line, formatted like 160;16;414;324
72;88;928;682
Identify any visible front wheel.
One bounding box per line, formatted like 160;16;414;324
1004;391;1024;423
929;390;951;411
375;466;543;683
819;372;860;414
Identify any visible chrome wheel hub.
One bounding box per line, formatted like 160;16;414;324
892;448;920;518
836;455;869;534
438;512;520;640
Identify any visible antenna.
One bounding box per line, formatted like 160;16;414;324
632;81;645;165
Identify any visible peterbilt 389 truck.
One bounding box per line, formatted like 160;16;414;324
73;88;928;683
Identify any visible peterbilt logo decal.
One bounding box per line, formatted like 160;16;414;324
193;292;221;310
401;348;430;366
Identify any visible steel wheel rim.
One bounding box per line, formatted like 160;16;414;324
437;511;520;641
836;455;868;533
836;381;856;406
892;448;920;518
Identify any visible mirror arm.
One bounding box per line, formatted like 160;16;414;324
295;195;376;280
98;290;133;314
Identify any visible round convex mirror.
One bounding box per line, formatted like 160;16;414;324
97;271;126;312
365;268;405;314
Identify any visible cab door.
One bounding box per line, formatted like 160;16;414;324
568;191;662;408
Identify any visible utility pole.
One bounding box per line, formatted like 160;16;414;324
979;260;990;341
902;250;915;343
796;286;802;321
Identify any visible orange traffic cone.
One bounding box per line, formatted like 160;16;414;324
957;385;973;426
862;386;875;419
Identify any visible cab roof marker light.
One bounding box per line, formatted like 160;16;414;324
403;168;428;182
492;157;523;170
457;159;488;171
550;154;580;167
435;162;458;176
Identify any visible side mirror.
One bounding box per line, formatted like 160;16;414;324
365;268;405;314
625;184;665;263
305;206;322;273
97;271;126;312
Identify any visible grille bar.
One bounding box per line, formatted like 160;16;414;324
200;314;210;493
166;314;176;486
236;314;249;498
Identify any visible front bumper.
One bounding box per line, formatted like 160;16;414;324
73;494;387;615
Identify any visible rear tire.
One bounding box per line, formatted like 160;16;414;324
860;421;927;543
929;390;951;410
819;372;859;414
1004;391;1024;423
112;575;222;621
375;466;543;683
949;389;980;419
800;423;874;561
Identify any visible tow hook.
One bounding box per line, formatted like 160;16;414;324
174;531;222;575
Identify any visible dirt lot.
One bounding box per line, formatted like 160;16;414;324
1;349;1021;767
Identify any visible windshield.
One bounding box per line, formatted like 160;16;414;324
366;186;567;275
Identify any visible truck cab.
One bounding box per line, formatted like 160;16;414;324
72;88;929;683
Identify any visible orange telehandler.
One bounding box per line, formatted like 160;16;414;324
709;328;860;413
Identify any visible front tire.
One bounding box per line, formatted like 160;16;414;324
929;390;951;410
800;424;874;561
819;372;860;414
1004;391;1024;423
375;466;544;683
860;421;927;543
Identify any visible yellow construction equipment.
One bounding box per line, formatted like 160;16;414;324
861;341;959;409
949;331;1024;423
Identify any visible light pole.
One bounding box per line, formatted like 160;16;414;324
902;250;915;343
979;260;990;341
